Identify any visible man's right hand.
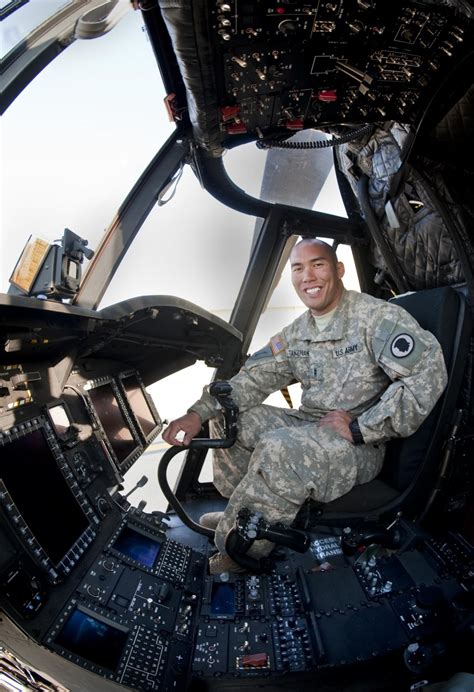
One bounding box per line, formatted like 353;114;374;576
162;411;203;447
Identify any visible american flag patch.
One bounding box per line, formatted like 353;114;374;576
270;334;286;356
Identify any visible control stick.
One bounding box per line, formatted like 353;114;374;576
157;381;239;538
341;522;402;556
225;508;311;573
187;381;238;449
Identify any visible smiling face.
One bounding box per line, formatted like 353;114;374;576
290;240;345;315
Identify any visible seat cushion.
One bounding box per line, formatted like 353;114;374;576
323;479;399;515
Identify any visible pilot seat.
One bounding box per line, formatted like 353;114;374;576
294;285;472;529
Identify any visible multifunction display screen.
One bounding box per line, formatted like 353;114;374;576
112;525;162;568
88;382;138;465
122;374;159;439
0;428;89;565
55;607;129;670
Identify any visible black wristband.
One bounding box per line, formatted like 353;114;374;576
349;418;365;445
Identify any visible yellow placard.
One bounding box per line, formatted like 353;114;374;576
9;236;50;294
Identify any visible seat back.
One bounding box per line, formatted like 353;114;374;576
381;286;469;491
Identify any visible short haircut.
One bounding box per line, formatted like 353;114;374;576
292;238;338;264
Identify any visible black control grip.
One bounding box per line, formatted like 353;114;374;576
261;524;311;553
224;509;311;572
189;380;238;449
341;527;401;556
225;529;273;574
157;382;239;538
209;381;232;398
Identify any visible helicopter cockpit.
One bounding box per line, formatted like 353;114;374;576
1;1;473;690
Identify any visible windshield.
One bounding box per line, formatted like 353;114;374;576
1;0;74;58
99;143;270;315
1;9;174;293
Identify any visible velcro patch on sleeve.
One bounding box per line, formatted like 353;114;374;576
247;345;273;363
270;334;286;357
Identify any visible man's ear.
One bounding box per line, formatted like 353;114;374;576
337;261;345;279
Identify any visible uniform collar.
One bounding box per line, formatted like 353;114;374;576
295;288;348;342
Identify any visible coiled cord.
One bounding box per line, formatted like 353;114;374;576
256;123;374;150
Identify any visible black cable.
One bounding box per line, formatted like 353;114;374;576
256;123;374;150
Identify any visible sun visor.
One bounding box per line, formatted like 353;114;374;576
95;296;243;384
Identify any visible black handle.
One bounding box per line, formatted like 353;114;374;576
260;524;311;553
224;509;311;572
188;381;238;449
341;526;401;556
157;381;238;537
157;446;215;539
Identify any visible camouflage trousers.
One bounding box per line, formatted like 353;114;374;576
209;404;384;558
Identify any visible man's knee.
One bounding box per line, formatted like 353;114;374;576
248;426;353;504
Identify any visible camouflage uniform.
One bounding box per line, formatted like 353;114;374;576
189;289;447;558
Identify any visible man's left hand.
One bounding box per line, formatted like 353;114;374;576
319;409;353;442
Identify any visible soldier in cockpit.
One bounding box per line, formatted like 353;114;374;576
163;239;447;574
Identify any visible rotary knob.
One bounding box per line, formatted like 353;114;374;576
278;19;297;34
87;585;101;599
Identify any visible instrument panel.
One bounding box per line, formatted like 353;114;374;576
1;368;473;690
1;295;473;690
4;502;472;691
157;0;473;151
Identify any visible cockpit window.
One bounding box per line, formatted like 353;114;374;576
2;5;353;323
223;132;337;210
1;10;175;291
1;0;74;58
99;164;255;318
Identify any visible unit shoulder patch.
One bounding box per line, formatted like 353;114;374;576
379;321;428;374
390;333;415;358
